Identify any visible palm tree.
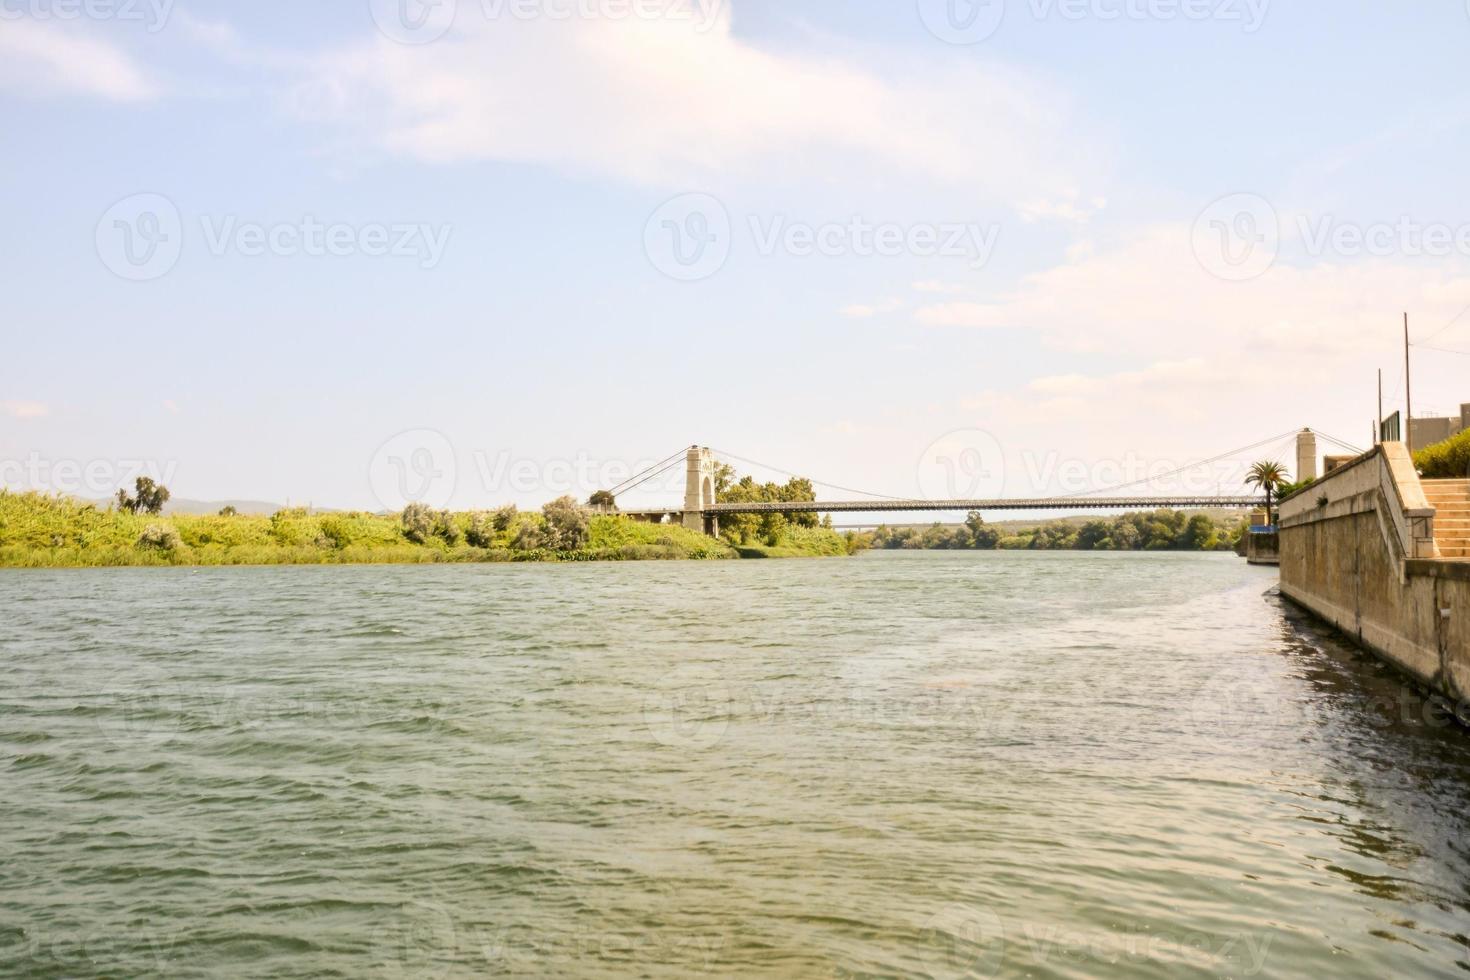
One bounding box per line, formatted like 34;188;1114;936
1245;460;1289;525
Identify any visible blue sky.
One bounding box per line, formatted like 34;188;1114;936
3;0;1469;512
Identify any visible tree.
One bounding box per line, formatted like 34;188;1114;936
715;469;820;545
1181;514;1218;550
1075;520;1112;550
218;505;237;517
1106;520;1140;551
965;511;1001;549
542;495;590;550
135;477;169;514
588;490;617;510
115;476;170;515
1245;460;1289;524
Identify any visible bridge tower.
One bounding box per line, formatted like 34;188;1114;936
1296;428;1318;482
682;446;718;536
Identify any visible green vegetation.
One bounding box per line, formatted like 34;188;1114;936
865;509;1245;552
2;465;1248;567
1414;428;1470;479
0;491;737;567
710;465;851;557
728;525;855;558
1274;477;1315;502
713;464;818;545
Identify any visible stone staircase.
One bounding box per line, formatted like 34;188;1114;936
1422;478;1470;559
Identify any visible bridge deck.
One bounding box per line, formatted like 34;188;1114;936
618;496;1261;517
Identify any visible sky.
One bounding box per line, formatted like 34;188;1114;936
2;0;1469;514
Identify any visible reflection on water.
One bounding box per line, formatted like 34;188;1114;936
1;552;1469;978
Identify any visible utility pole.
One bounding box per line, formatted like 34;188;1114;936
1404;312;1413;451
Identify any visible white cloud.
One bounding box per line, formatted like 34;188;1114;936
916;224;1470;358
1017;191;1107;225
289;13;1086;194
0;19;158;101
911;280;968;295
840;299;902;318
3;401;49;419
915;301;1008;329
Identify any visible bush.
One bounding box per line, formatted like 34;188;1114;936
318;514;353;548
1414;429;1470;479
465;512;497;548
269;509;315;546
401;503;435;544
492;505;518;532
434;510;462;545
137;524;183;551
512;518;543;550
542;495;590;550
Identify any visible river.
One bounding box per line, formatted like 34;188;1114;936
3;552;1469;977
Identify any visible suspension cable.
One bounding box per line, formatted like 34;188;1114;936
1315;431;1366;455
1060;430;1300;498
606;448;688;496
611;455;687;497
708;447;908;500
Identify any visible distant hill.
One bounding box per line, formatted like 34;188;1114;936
78;497;286;516
163;499;286;516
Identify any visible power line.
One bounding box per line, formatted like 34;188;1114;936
1414;303;1470;346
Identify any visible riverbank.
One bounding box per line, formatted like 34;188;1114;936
1277;443;1469;711
0;491;848;567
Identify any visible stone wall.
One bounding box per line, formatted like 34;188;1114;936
1278;443;1470;702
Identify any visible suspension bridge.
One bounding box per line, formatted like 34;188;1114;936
598;430;1367;535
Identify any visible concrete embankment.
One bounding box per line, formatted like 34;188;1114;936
1278;442;1470;704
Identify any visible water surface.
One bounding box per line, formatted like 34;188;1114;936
3;553;1470;977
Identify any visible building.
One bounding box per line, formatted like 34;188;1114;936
1409;402;1470;450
